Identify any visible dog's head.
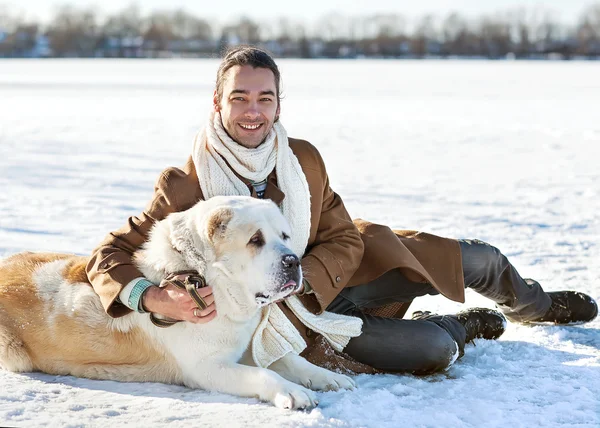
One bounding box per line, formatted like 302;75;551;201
165;196;303;314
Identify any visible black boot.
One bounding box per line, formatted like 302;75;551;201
528;291;598;325
412;308;507;343
455;308;507;343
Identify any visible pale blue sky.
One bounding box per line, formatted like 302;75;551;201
7;0;596;25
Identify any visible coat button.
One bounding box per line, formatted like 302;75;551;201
335;276;341;283
306;328;313;337
99;262;109;269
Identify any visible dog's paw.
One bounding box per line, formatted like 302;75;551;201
272;383;318;410
301;369;356;392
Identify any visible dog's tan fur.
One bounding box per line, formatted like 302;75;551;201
0;253;181;383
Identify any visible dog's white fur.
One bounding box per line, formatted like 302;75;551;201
0;196;354;409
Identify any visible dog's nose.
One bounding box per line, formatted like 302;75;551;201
281;254;300;270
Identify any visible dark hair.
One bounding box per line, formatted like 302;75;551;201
215;45;282;108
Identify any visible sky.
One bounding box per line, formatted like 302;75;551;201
4;0;597;25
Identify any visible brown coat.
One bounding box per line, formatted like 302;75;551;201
86;138;465;370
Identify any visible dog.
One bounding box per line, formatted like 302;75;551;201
0;195;355;410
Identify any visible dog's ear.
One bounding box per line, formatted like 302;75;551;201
167;211;192;254
165;210;209;269
206;207;233;243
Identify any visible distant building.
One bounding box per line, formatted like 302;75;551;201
95;36;143;58
31;34;52;57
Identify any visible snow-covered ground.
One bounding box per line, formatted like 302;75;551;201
0;59;599;427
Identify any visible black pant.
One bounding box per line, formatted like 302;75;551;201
326;239;552;374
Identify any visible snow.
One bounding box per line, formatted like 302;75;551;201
1;59;599;427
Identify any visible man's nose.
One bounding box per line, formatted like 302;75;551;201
244;102;261;118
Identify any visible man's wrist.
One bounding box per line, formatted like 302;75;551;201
128;279;156;313
141;285;161;313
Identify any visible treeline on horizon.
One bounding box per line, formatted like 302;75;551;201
0;3;599;59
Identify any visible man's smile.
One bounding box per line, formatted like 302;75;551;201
239;123;263;130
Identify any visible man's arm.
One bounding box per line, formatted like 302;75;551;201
86;161;215;322
296;143;365;313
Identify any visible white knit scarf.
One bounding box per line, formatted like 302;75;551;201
193;111;311;257
192;112;362;368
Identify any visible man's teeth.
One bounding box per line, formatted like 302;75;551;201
240;124;261;130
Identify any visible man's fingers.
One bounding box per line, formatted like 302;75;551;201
190;305;217;324
198;293;215;308
196;286;213;298
193;303;216;318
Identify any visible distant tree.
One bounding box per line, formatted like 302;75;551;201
0;4;18;31
268;17;306;56
441;13;471;56
367;14;407;56
507;8;532;57
477;15;512;58
221;17;261;45
237;17;261;43
314;12;350;41
274;16;305;43
412;14;438;57
143;11;177;52
47;5;98;57
1;23;38;56
1;1;599;59
575;4;600;55
102;4;143;37
534;8;561;53
0;5;20;55
170;9;212;40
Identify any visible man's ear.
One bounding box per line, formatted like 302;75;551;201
206;207;233;243
213;90;220;112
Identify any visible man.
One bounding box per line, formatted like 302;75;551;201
87;46;597;375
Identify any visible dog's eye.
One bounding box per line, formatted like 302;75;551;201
248;231;265;247
282;232;290;240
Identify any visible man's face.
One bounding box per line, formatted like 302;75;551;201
214;65;280;149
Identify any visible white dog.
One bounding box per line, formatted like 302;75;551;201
0;196;354;410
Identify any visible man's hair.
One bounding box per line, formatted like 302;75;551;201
215;45;282;108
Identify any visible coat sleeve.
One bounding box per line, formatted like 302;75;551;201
299;145;365;313
86;167;188;317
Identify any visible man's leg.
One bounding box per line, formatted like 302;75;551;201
459;239;552;322
326;269;467;374
341;309;463;374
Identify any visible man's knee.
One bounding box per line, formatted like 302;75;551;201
460;239;509;286
411;325;460;374
342;317;461;374
462;239;503;260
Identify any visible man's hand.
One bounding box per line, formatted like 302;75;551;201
142;273;216;324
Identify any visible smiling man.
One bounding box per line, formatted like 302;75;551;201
87;46;598;375
215;65;280;148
